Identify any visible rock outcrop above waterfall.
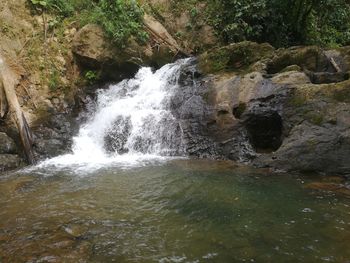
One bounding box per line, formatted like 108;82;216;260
72;16;185;81
175;44;350;175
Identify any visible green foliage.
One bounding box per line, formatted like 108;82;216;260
199;42;274;74
31;0;47;7
305;0;350;47
94;0;148;47
207;0;267;43
28;0;350;49
206;0;350;47
84;70;100;84
306;112;324;126
49;69;60;91
333;86;350;103
28;0;147;47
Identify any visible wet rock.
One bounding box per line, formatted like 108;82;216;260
0;132;16;154
0;154;23;172
256;123;350;174
192;44;350;174
305;182;350;197
322;176;346;184
32;114;76;159
104;116;132;154
62;224;87;238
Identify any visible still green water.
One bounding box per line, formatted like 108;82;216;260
0;159;349;262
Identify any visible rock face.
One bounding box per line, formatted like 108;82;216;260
0;154;23;172
72;17;184;81
72;24;139;81
173;45;350;175
143;0;218;53
0;132;16;154
32;113;78;159
198;41;275;74
0;132;23;172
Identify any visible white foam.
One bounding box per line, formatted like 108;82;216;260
38;59;189;170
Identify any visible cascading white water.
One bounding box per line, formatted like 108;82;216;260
40;59;189;169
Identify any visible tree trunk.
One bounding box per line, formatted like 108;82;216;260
0;55;35;164
0;80;8;118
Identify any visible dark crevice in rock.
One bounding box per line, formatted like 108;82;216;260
232;103;246;119
217;110;229;116
245;112;283;153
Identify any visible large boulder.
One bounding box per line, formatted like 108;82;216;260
72;16;184;81
72;24;140;81
266;46;331;74
72;24;116;69
254;80;350;174
198;42;275;74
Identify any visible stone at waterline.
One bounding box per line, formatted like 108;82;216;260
0;132;16;154
0;154;23;172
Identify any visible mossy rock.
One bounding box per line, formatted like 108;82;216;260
280;64;302;73
337;45;350;72
267;46;330;74
290;79;350;104
198;41;274;74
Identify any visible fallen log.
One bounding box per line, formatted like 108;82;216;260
330;57;341;73
0;55;35;164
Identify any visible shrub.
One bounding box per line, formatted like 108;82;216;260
29;0;148;47
94;0;148;47
206;0;350;48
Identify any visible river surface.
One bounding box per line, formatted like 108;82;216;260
0;159;350;262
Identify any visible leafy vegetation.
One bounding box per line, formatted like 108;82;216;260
94;0;148;46
173;0;350;48
29;0;350;48
84;70;100;84
206;0;350;47
29;0;147;47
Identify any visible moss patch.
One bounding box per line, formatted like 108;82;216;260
306;112;324;126
333;86;350;102
267;46;327;74
198;41;274;74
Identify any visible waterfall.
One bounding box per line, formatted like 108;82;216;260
40;59;190;168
